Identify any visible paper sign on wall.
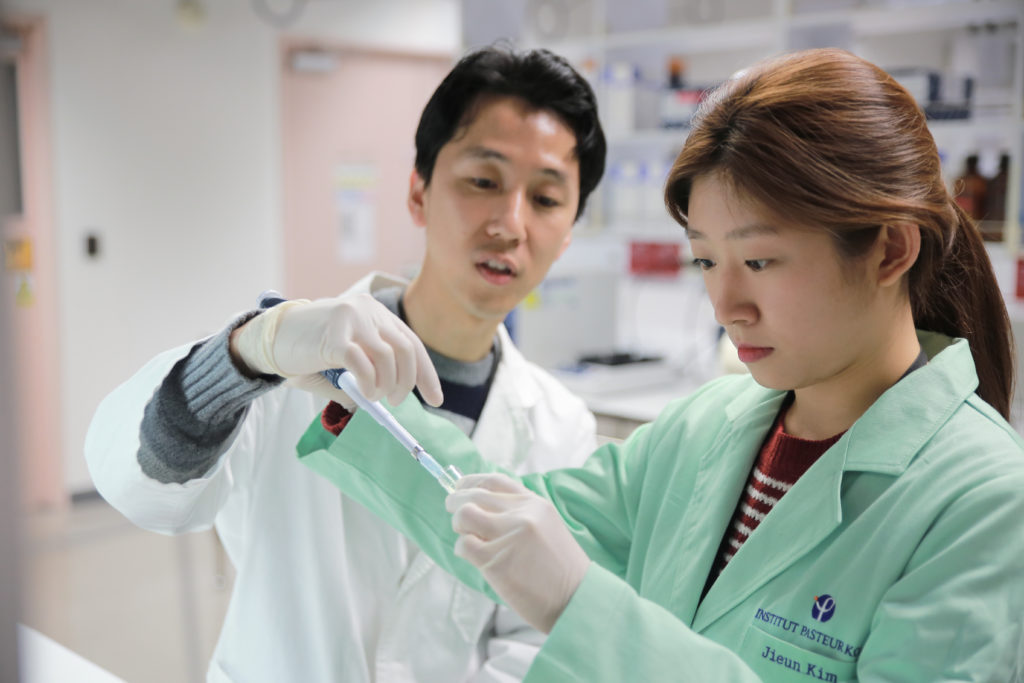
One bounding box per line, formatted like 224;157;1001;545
3;237;33;271
335;162;377;264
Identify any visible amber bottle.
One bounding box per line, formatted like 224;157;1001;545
954;154;988;222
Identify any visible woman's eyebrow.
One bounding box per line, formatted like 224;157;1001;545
686;223;779;240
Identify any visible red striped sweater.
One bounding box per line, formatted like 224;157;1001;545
709;405;843;581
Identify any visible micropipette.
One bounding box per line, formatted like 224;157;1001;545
257;291;462;493
322;368;462;493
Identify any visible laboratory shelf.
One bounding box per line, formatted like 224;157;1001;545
464;0;1024;248
789;0;1024;37
599;17;781;54
605;127;690;147
928;115;1020;139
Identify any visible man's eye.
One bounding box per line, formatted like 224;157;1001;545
470;177;497;189
692;258;714;271
535;195;561;208
745;259;770;272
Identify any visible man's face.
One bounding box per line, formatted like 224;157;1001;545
409;95;580;324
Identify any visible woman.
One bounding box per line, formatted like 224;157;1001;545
299;48;1024;681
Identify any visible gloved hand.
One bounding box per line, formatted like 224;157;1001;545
229;293;443;409
447;473;591;634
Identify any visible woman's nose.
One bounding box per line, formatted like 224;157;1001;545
710;273;757;327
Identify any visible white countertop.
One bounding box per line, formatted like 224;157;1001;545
579;379;704;423
553;363;710;424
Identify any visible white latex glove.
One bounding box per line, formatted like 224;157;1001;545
230;293;443;409
447;473;591;634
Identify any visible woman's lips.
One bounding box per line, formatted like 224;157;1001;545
736;345;773;363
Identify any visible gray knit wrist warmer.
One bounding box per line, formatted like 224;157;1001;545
137;310;284;483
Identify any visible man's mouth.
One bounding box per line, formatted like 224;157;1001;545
477;258;512;274
476;257;517;284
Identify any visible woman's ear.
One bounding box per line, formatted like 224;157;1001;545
407;170;428;227
876;222;921;288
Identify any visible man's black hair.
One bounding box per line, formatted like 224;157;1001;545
414;45;606;222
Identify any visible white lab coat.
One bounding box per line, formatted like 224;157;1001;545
84;273;597;683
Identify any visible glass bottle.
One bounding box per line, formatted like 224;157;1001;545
984;154;1009;223
953;154;988;222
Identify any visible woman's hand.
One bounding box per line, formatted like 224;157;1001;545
447;473;591;634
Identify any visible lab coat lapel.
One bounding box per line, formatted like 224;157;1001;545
670;388;785;623
397;336;535;597
471;379;531;470
470;334;538;471
693;420;849;632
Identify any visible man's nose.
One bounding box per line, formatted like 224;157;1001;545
485;190;527;243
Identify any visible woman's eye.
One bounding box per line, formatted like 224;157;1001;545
745;259;770;272
692;258;715;271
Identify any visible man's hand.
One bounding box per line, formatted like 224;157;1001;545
230;293;443;409
447;473;590;634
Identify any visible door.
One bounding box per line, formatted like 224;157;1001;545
281;42;453;298
1;17;62;509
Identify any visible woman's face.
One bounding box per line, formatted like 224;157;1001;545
686;173;885;395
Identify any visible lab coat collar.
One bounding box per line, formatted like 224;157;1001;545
693;331;976;631
842;331;975;474
720;331;974;476
353;270;409;297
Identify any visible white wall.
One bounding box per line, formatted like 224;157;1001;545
2;0;458;493
288;0;460;53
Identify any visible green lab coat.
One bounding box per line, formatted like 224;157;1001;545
297;331;1024;682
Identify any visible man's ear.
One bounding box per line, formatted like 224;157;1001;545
407;170;428;227
876;222;921;288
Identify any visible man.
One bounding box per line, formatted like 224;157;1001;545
85;45;606;682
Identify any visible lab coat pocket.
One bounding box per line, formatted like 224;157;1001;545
739;624;857;682
450;582;496;644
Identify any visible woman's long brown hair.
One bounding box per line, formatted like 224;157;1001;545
665;48;1014;419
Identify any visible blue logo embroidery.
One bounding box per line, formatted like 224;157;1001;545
812;594;836;623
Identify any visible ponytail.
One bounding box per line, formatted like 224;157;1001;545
911;201;1014;419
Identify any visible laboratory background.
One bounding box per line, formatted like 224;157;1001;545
0;0;1021;680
